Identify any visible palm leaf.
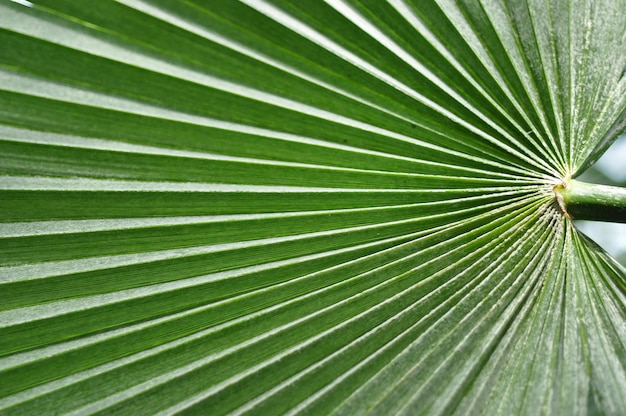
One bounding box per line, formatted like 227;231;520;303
1;0;625;414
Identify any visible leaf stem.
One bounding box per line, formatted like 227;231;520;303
554;179;626;223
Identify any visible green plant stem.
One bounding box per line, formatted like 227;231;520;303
555;179;626;223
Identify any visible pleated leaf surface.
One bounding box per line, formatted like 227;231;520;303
1;0;626;415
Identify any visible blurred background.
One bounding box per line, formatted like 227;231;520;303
576;134;626;266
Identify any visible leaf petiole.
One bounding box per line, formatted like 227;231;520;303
555;179;626;223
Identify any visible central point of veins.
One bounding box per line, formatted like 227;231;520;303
553;181;570;218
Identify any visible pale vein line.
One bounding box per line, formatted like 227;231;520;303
434;0;564;177
0;188;529;237
3;175;480;192
238;0;552;178
0;211;476;409
0;195;543;411
156;198;548;415
474;0;567;173
327;0;558;175
115;0;434;133
0;134;522;185
0;65;540;179
522;0;569;169
288;215;554;415
354;214;553;413
2;189;534;285
0;227;431;374
390;0;561;171
75;198;544;415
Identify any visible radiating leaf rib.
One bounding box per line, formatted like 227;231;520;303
327;0;567;174
386;0;562;168
239;0;559;177
571;235;626;413
1;0;626;414
336;221;552;416
57;197;544;412
0;194;540;357
1;189;534;268
511;0;568;167
453;216;566;415
431;0;565;171
478;0;570;174
333;206;554;415
0;0;556;178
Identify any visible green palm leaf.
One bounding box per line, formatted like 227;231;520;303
1;0;625;414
